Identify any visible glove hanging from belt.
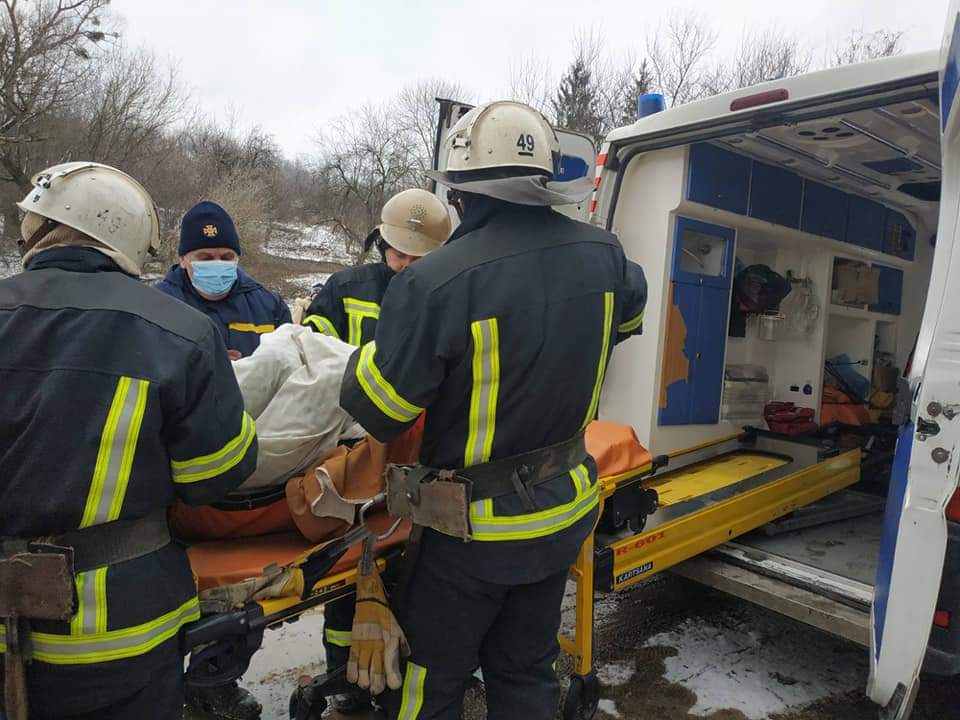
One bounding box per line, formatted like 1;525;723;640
347;538;408;695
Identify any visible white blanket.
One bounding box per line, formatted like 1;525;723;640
232;324;363;490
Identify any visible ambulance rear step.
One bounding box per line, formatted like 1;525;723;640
672;551;872;647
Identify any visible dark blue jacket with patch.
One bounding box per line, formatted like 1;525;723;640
155;265;292;357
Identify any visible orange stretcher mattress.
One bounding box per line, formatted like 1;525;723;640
586;421;651;479
188;513;411;591
187;422;649;591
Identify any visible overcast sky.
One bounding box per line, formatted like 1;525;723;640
116;0;950;158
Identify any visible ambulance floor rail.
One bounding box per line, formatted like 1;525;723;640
558;429;860;720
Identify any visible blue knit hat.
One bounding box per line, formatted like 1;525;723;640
179;201;241;256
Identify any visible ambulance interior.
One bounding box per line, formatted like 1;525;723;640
599;92;940;619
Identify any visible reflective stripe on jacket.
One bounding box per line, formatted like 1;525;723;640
340;200;646;547
0;248;257;670
302;263;394;346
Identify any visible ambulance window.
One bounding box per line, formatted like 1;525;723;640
678;228;726;277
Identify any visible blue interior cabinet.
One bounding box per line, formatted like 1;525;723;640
659;218;735;426
801;181;848;241
869;265;904;315
687;143;751;215
845;196;886;252
883;210;916;260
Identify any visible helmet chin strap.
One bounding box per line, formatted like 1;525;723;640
18;217;59;257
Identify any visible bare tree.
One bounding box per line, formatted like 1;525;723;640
508;52;555;120
314;103;422;262
646;13;717;107
705;28;812;96
0;0;114;190
395;78;469;177
832;28;904;66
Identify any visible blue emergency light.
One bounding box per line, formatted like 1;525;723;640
638;93;666;119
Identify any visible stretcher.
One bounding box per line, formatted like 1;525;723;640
180;423;861;720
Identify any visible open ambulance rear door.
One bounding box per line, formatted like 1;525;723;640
867;4;960;717
429;98;597;225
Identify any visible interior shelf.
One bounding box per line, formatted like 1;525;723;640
828;305;899;323
675;200;914;270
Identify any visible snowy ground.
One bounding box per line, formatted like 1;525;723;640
208;573;959;720
264;223;353;266
0;252;17;280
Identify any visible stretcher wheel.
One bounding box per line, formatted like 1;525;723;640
288;684;326;720
563;672;600;720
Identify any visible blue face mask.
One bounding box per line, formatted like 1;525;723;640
190;260;238;297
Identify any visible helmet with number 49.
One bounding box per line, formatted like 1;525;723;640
441;101;561;180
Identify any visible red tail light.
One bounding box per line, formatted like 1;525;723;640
730;89;789;112
934;610;951;628
947;488;960;523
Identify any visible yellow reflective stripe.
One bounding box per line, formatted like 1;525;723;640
343;298;380;346
398;662;427;720
303;314;341;339
569;463;589;493
343;298;381;315
170;412;256;484
325;628;352;647
348;312;363;346
582;292;614;429
71;568;108;636
468;474;599;542
94;568;108;634
464;319;500;467
355;342;423;423
81;378;150;528
0;597;199;665
227;322;275;334
618;310;644;334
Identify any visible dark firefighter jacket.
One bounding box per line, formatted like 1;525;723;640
340;198;646;582
302;263;395;346
156;265;292;357
0;248;257;678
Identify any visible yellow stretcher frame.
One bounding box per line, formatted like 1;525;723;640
185;433;861;719
558;438;861;686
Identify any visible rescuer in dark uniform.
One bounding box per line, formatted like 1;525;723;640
339;101;647;719
0;162;257;720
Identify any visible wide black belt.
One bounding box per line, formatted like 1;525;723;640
456;430;588;502
0;509;171;573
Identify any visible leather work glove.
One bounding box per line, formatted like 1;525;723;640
346;563;409;695
199;564;304;614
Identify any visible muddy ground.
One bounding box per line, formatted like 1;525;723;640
189;574;959;720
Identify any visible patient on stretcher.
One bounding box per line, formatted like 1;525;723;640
171;323;651;548
170;324;422;544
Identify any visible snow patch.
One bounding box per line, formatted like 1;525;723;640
645;608;866;720
265;223;352;264
288;272;331;294
0;253;18;281
597;698;621;718
240;609;327;719
596;661;634;687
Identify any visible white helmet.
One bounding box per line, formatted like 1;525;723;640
426;101;593;207
17;162;160;275
378;189;451;256
442;101;560;178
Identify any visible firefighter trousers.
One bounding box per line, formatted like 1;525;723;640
384;532;570;720
0;654;183;720
323;594;355;671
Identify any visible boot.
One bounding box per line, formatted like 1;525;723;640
185;681;262;720
328;688;373;715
